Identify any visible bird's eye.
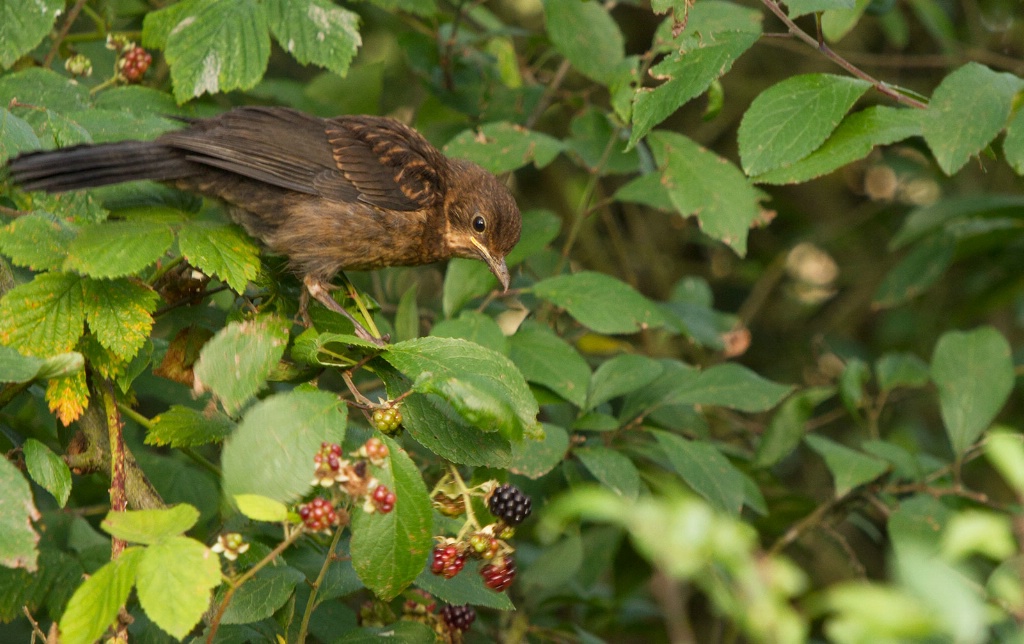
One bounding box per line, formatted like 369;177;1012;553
472;215;486;233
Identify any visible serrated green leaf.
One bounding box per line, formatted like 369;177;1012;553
383;337;539;442
0;0;63;69
193;316;290;415
575;446;641;500
533;271;667;334
136;536;220;639
630;30;759;149
653;431;745;514
754;106;922;184
922;62;1024;175
101;506;200;545
931;327;1014;455
414;562;516;609
0;107;40;163
509;322;590;407
222;389;346;503
673;363;792;412
0;271;85;357
431;311;509;354
82;278;160;362
649;130;762;255
266;0;361;77
379;366;513;467
350;435;432;600
234;494;289;522
146;405;235;447
177;221;261;294
218;565;305;624
873;233;955;309
149;0;272;103
23;438;71;507
587;354;663;411
805;435;889;496
755;387;834;468
509;423;570;479
0;68;91;115
59;547;143;644
0;454;40;570
0;210;76;272
738;74;871;177
64;221;174;278
443;122;564;174
543;0;624;84
786;0;854;17
1004;106;1024;175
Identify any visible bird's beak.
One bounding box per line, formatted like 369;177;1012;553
470;237;511;292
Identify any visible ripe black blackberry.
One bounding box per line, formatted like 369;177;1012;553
487;483;532;526
441;604;476;632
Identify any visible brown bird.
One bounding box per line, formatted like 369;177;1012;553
6;106;521;344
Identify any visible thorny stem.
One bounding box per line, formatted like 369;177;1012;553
102;380;128;558
760;0;928;110
207;526;305;643
298;523;347;643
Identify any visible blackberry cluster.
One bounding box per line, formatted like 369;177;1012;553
480;556;516;592
372;407;403;434
487;483;532;526
441;604;476;632
313;442;344;486
298;498;337;532
372;484;396;513
430;544;467;579
119;46;152;83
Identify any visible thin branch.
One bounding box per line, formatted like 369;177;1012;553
297;523;347;643
101;380;128;558
42;0;89;68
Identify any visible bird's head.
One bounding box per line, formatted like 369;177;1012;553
442;160;521;291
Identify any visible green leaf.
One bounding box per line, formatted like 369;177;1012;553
922;62;1024;175
890;194;1024;250
219;566;305;624
575;446;641;500
234;494;289;522
931;327;1014;455
506;208;561;267
533;271;667;335
222;389;346;503
431;311;509;355
414;560;516;609
394;284;419;342
873;233;955;308
985;431;1024;497
266;0;361;77
587;354;664;411
785;0;854;17
509;321;591;407
136;536;221;639
0;454;41;570
63;221;174;279
0;345;83;383
820;0;870;42
738;74;872;177
0;0;63;69
755;387;834;468
82;278;160;362
383;337;539;442
0;271;85;357
0;210;76;272
674;363;792;412
379;366;513;467
875;352;930;392
653;431;745;514
0;68;91;115
146;405;236;447
361;0;436;16
805;435;889;496
568;108;639;174
176;221;262;294
630;30;759;148
509;423;570;479
350;435;432;600
754;106;922;184
59;547;143;644
23;438;72;507
543;0;624;84
1004;105;1024;174
520;532;584;590
147;0;271;103
442;258;499;318
648;130;763;256
443;122;564;174
193;316;290;415
0;107;40;164
101;505;200;545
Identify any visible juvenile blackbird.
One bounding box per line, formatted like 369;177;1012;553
6;106;521;343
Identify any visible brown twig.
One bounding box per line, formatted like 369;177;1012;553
42;0;90;68
101;381;128;559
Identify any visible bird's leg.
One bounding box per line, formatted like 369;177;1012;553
302;275;389;347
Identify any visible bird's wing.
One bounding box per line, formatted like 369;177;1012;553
159;107;446;212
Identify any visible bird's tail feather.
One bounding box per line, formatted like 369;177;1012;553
7;141;194;193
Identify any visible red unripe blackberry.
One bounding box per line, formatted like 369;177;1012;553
487;483;532;526
441;604;476;632
372;484;396;513
430;544;467;579
119;45;152;83
298;497;337;532
480;556;516;592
